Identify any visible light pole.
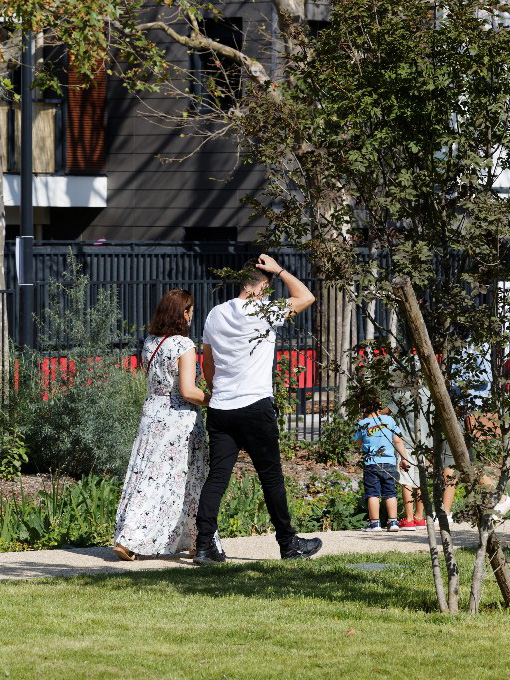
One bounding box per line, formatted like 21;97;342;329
19;30;34;348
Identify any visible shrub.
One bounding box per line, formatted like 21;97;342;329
0;427;29;481
313;412;358;465
318;489;367;530
218;473;272;537
218;471;367;538
0;470;368;552
10;250;147;477
14;354;146;477
292;472;367;531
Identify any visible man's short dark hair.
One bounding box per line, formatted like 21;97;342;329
242;258;273;287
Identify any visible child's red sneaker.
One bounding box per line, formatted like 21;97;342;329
413;517;426;529
398;518;416;531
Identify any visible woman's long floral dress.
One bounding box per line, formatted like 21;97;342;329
115;334;208;555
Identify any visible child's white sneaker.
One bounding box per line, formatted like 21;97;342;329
491;494;510;521
363;520;382;532
434;514;453;527
387;519;400;532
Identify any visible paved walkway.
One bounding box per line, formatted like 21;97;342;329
0;521;509;581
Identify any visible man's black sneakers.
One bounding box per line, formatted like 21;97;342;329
280;535;323;559
193;533;227;565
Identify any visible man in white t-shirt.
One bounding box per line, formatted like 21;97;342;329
194;254;322;564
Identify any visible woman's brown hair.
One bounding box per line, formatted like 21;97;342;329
148;289;194;337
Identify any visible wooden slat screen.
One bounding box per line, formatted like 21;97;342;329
1;102;56;173
66;63;106;173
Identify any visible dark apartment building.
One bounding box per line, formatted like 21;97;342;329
2;1;330;244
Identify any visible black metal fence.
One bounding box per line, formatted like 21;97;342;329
3;241;312;290
2;242;384;440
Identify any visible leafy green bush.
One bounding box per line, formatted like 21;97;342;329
0;470;368;552
218;471;367;538
14;355;146;477
0;475;122;551
313;412;358;465
0;427;29;481
318;489;367;530
36;250;128;354
218;473;272;537
290;472;367;531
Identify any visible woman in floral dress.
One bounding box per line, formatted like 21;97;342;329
114;289;213;560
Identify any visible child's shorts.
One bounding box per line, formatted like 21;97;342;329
396;452;420;488
363;463;397;500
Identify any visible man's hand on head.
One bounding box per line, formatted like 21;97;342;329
255;254;282;275
255;253;315;316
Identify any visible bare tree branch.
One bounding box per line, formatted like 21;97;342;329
125;20;282;101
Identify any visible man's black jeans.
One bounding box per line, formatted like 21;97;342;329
196;397;296;548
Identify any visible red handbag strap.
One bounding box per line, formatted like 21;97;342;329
143;336;170;373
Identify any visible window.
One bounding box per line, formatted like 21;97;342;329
308;20;329;38
190;18;244;112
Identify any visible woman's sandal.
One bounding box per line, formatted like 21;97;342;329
113;544;139;562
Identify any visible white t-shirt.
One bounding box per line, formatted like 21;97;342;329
202;297;287;409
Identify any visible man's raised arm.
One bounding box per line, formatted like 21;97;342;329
256;254;315;316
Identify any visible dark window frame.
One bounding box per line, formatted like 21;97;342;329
189;18;244;113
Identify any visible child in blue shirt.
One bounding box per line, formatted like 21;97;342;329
355;390;409;532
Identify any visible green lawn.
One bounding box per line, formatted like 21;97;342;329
1;551;510;680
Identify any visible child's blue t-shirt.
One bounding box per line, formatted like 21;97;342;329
355;414;401;466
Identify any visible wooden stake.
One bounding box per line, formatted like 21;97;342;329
392;276;475;485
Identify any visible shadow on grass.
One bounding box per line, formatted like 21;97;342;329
73;555;437;612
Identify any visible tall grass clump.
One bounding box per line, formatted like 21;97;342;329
0;475;122;551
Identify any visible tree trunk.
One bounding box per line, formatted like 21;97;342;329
413;401;449;613
388;307;398;349
365;300;375;342
485;429;510;608
392;276;466;612
432;424;460;614
365;240;377;342
0;135;9;404
468;513;490;614
315;281;342;394
351;293;358;354
487;532;510;607
338;286;353;414
418;444;449;614
420;452;449;613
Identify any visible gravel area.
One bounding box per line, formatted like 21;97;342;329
1;521;509;581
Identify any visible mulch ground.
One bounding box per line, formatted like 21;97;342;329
235;448;361;490
0;451;361;502
0;474;76;502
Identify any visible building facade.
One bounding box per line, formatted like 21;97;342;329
2;1;326;243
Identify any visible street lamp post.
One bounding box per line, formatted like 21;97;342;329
19;30;34;349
